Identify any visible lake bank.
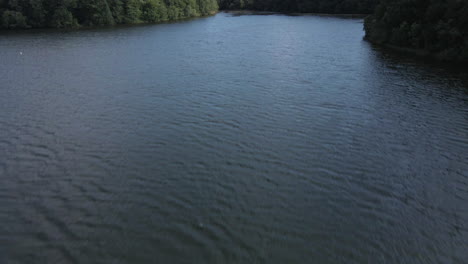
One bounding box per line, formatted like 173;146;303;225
223;10;368;18
365;36;468;65
0;0;219;30
0;12;218;34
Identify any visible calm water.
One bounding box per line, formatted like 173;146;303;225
1;12;467;264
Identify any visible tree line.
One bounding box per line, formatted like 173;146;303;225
0;0;379;29
217;0;378;14
364;0;468;62
0;0;218;29
2;0;466;62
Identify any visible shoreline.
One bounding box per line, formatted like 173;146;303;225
365;37;468;65
0;11;218;32
0;10;370;32
223;10;368;18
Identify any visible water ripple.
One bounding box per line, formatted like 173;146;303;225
1;13;467;264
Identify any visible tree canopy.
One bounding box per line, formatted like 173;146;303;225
217;0;379;14
0;0;218;28
364;0;468;62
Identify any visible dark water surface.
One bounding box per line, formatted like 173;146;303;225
1;13;467;264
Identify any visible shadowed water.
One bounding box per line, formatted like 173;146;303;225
0;12;467;264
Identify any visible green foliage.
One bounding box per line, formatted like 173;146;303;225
108;0;125;23
50;7;77;28
124;0;142;23
364;0;468;62
76;0;115;26
142;0;167;22
27;0;47;27
0;0;219;28
217;0;378;14
0;0;376;29
1;10;28;28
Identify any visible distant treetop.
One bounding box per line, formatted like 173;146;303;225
364;0;468;62
0;0;219;29
217;0;379;14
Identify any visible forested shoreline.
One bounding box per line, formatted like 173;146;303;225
0;0;378;29
0;0;218;29
364;0;468;62
2;0;467;63
218;0;378;14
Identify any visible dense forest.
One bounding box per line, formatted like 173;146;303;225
0;0;218;28
0;0;380;29
217;0;379;14
364;0;468;62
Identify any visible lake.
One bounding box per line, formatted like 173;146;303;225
1;12;467;264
